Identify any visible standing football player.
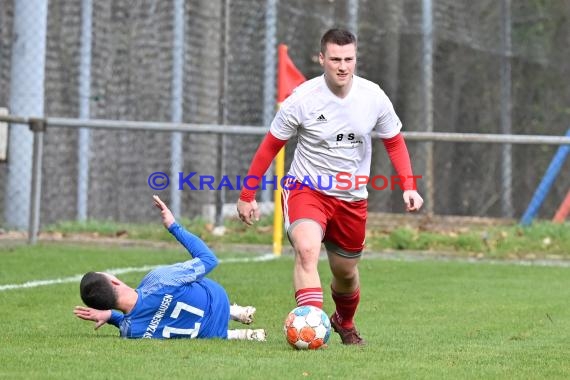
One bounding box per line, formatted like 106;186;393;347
237;28;423;345
74;195;265;341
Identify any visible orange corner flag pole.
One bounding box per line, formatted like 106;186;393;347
273;44;306;256
553;190;570;223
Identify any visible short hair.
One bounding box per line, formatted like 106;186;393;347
320;28;357;54
80;272;118;310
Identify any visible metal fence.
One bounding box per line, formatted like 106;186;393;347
0;0;569;234
1;114;569;244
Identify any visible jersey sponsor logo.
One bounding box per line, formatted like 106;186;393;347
329;132;363;149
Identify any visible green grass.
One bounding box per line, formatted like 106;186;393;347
364;220;570;259
43;217;570;259
1;242;569;379
44;214;276;245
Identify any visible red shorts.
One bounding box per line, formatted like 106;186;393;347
282;181;367;257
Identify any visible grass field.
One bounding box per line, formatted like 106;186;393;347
1;241;569;379
43;216;570;259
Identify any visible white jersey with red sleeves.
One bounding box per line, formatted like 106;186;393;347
270;74;402;201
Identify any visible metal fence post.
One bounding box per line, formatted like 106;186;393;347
5;0;48;229
422;0;434;215
28;118;46;244
77;0;93;221
170;0;185;217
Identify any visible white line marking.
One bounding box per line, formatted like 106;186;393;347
0;254;277;292
2;251;567;292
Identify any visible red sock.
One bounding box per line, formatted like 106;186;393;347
295;287;323;309
331;287;360;329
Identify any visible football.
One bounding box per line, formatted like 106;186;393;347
283;305;331;349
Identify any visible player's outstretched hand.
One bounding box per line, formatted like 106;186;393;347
153;195;175;229
73;306;112;330
403;190;424;212
237;198;260;225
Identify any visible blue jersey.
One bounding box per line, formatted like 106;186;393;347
107;222;230;339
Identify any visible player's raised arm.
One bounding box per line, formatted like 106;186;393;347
153;194;175;228
153;195;218;273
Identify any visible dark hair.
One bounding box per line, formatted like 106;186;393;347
320;28;357;54
80;272;118;310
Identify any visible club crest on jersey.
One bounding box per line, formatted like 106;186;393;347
316;114;327;122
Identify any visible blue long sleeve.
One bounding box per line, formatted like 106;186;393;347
108;310;124;327
167;222;218;274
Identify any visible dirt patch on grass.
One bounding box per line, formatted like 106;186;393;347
366;212;514;235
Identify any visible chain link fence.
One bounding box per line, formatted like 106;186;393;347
0;0;569;231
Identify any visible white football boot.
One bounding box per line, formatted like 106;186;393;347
227;329;267;342
230;304;256;325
